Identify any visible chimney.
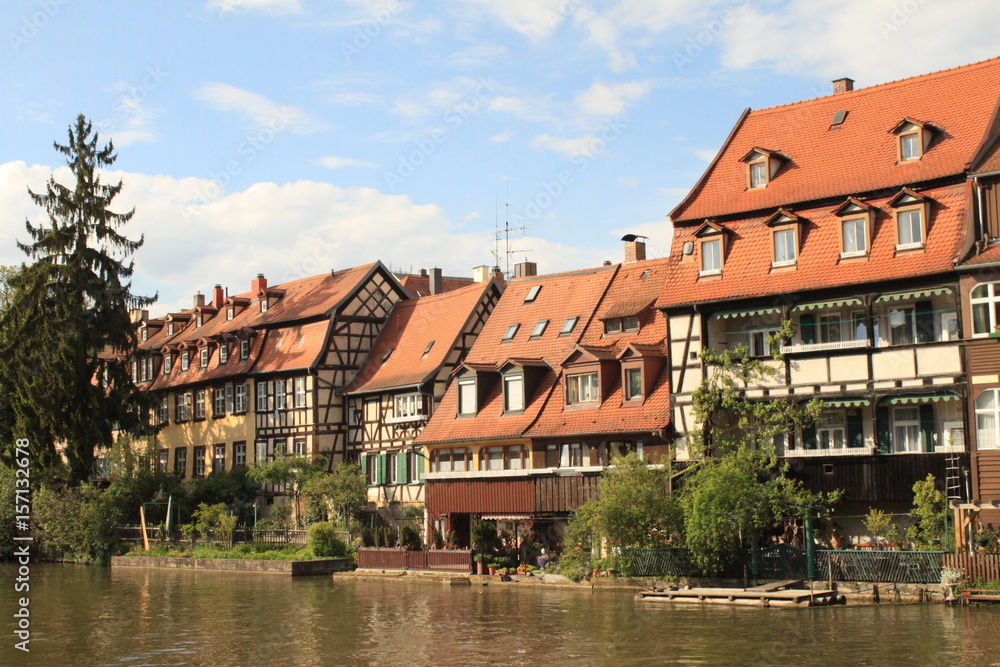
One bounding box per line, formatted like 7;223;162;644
513;261;537;278
624;240;646;263
251;273;267;295
193;292;205;308
129;309;148;324
419;268;428;277
491;266;505;286
429;267;443;295
212;284;224;309
472;265;491;283
832;77;854;95
603;260;612;266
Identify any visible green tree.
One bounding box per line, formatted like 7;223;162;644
248;454;325;526
302;461;368;527
0;115;154;482
907;474;947;549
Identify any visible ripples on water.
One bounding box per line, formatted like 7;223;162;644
1;564;999;666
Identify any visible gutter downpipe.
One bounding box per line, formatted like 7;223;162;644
975;175;986;244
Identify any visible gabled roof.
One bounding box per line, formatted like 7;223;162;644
344;280;500;395
671;57;1000;222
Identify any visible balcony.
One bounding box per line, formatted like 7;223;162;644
780;339;868;354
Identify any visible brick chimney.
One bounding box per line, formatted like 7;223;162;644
429;267;443;295
251;273;267;295
625;240;646;263
833;78;854;95
212;284;224;309
193;292;205;308
513;261;537;278
419;268;428;277
491;266;505;286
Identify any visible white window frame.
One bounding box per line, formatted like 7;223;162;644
971;282;1000;337
624;367;642;401
214;387;226;416
234;443;246;467
391;393;423;422
227;307;234;321
892;406;922;453
274;381;286;410
240;339;250;360
458;379;476;415
772;228;797;267
841;217;868;257
194;390;205;420
700;238;722;276
976;389;1000;451
214;444;225;473
163;355;172;375
293;439;306;457
900;131;921;161
200;348;209;369
235;383;247;413
896;208;924;249
294;377;306;408
225;383;235;414
567;372;599;404
219;344;228;364
749;160;767;188
256;381;269;412
817;411;847;450
748;328;780;357
504;375;525;412
181;352;189;372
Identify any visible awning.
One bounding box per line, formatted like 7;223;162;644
711;307;779;320
875;287;953;303
823;399;870;408
792;298;862;312
887;393;960;405
480;514;534;521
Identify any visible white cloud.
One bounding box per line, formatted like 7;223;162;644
206;0;302;14
317;156;377;169
490;129;514;143
452;0;571;41
195;83;317;134
694;148;717;162
391;76;499;120
610;220;673;260
574;80;652;117
531;133;602;158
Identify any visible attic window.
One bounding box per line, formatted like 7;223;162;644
421;341;435;359
502;323;520;342
749;160;767;188
382;348;393;364
530;320;549;339
560;316;579;335
524;285;542;303
890;119;934;162
623;317;639;332
741;147;786;190
167;323;174;336
197;315;203;328
604;320;622;335
831;110;848;127
260;299;268;314
640;269;651;280
141;328;147;342
227;307;234;321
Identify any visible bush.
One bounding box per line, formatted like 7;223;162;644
308;521;349;558
33;485;120;564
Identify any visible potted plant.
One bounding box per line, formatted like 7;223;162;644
474;553;489;575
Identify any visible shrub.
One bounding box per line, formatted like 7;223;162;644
308;521;349;558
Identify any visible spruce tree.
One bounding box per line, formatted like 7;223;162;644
0;115;155;483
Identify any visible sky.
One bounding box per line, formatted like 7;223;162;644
2;0;999;313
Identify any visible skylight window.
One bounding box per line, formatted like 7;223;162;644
382;348;393;364
524;285;542;303
530;320;549;338
831;110;848;127
421;341;435;359
560;316;579;335
503;323;520;342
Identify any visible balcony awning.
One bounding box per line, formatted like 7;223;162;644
887;393;960;405
792;298;862;312
711;307;779;320
875;287;953;303
823;399;870;408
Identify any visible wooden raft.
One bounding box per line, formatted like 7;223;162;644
638;582;839;608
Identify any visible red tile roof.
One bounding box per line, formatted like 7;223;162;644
253;321;329;373
345;280;499;394
960;242;1000;269
657;183;968;308
397;274;475;296
671;57;1000;223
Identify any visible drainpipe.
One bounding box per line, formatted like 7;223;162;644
975;176;985;244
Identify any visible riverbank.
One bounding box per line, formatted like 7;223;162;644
111;555;355;576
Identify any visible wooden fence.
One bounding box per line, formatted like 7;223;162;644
117;525;350;548
357;548;472;574
943;554;1000;583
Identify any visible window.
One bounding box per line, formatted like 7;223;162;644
163;355;172;375
167;323;174;336
219;344;228;365
623;317;639;332
260;299;268;313
889;307;915;345
175;393;190;422
181;352;189;372
197;315;203;328
200;348;209;369
194;390;205;420
293;439;306;457
749;160;767;188
818;314;843;344
700;239;722;275
458;379;476;415
567;372;599;404
817;411;846;450
842;218;867;257
240;339;250;360
393;393;423;420
366;454;378;483
530;320;548;338
294;377;306;408
560;316;579;335
604;319;622;335
624;368;642;401
158;449;168;473
256;441;268;466
227;307;234;321
214;387;226;417
976;389;1000;451
193;446;205;477
478;445;527;471
431;448;472;473
158;396;169;425
560;443;588;467
234;442;246;467
502;323;519;342
175;448;187;478
971;283;1000;336
141;328;147;342
850;311;868;341
504;375;524;412
274;381;286;410
213;444;225;474
421;341;434;359
749;328;780;357
235;383;247;413
900;132;920;161
773;228;797;266
893;407;922;453
256;381;268;412
897;208;923;249
225;383;234;413
524;285;542;302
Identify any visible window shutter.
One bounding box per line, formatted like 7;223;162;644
846;409;864;448
919;403;935;453
360;453;368;483
802;425;817;450
376;453;386;486
876;406;891;454
800;314;816;345
398;451;409;485
915;301;934;343
414;451;423;481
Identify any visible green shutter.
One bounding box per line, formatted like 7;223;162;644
800;314;816;345
920;403;935;453
846;409;864;448
877;406;891;454
398;451;409;485
376;453;386;486
802;425;817;450
915;301;934;343
360;453;368;485
413;450;423;482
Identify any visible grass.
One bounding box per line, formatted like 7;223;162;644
126;542;322;561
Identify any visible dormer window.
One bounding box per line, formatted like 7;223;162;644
240;339;250;360
888;188;930;252
163;355;172;375
834;197;876;260
695;222;728;277
197;315;203;328
458;379;477;416
260;299;268;314
740;147;787;190
604;319;622;335
890;118;935;163
567;372;599;405
219;344;228;365
227;307;234;321
503;375;524;413
167;323;174;336
140;327;147;342
502;323;519;342
766;210;805;269
749;160;767;188
623;317;639;332
200;348;209;369
900;132;920;160
181;351;189;372
624;367;643;401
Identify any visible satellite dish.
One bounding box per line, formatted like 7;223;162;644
682;241;694;255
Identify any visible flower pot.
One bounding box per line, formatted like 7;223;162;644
476;560;487;575
975;539;989;548
488;566;497;575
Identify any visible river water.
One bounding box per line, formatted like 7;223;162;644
1;564;999;666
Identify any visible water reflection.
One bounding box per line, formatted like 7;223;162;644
0;564;998;666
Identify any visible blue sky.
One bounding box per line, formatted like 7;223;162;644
2;0;998;312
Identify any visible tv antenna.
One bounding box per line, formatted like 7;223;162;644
492;180;532;278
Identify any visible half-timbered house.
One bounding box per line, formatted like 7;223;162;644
656;59;1000;538
415;246;673;549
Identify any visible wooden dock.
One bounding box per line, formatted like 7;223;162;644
638;581;840;607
